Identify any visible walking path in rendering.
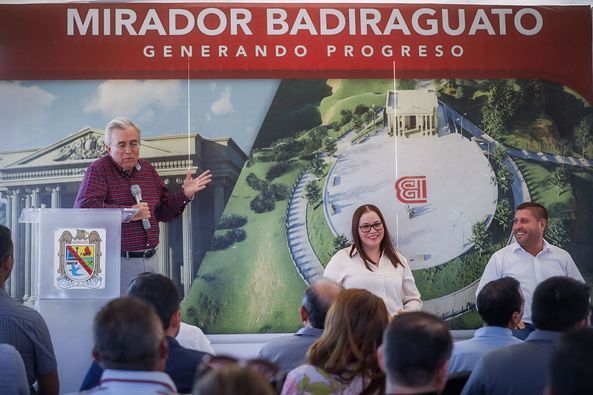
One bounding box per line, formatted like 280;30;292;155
285;170;324;284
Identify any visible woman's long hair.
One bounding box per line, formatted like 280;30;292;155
350;204;401;270
307;289;389;394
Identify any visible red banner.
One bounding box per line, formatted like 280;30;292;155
0;3;591;101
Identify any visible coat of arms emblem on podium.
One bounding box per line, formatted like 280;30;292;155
55;229;106;289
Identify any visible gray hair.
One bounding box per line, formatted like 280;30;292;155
93;297;163;371
104;117;141;145
303;279;342;329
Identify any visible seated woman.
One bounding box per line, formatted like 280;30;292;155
193;364;276;395
281;288;388;395
324;204;422;317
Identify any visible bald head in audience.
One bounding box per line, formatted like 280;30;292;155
257;279;342;373
300;279;343;329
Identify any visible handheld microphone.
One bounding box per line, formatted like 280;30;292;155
130;184;151;230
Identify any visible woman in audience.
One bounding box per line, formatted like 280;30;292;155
281;288;388;395
196;355;284;393
193;364;276;395
324;204;422;317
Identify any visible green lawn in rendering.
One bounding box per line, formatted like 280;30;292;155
182;157;306;333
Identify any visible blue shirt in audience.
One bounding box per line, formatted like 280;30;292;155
461;330;561;395
448;326;522;373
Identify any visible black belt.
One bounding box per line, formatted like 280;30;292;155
121;248;157;259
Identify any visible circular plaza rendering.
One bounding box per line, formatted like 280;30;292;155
325;129;497;270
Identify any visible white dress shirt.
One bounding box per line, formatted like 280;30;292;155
176;322;215;354
476;240;584;324
71;369;177;395
324;246;422;316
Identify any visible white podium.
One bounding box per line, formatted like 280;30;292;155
19;208;132;392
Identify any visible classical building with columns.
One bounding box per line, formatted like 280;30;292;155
0;127;246;301
384;88;438;137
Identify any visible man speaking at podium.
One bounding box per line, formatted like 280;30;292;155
74;117;212;294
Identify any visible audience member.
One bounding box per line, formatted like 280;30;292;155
197;355;282;393
193;364;275;395
258;279;342;373
77;297;176;394
462;276;591;395
80;273;209;393
380;311;453;395
281;288;388;395
0;343;29;395
448;277;523;373
476;202;584;339
548;328;593;395
0;225;59;395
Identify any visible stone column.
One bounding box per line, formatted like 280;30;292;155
158;221;169;276
181;202;193;296
28;188;40;305
168;248;177;288
23;192;31;301
50;186;61;208
9;190;19;297
3;191;12;296
158;179;171;277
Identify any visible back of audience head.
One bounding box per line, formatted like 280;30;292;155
0;225;14;281
127;272;180;332
308;288;388;384
93;297;167;371
548;328;593;395
301;279;342;329
193;364;275;395
477;276;523;328
532;276;591;332
380;311;452;394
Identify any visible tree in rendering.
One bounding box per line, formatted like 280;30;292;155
470;221;490;256
546;218;569;248
574;113;593;158
494;199;513;230
340;109;353;127
305;180;321;204
550;166;569;196
323;138;337;157
309;157;326;178
333;234;350;253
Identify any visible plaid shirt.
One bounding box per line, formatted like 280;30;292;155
74;155;190;252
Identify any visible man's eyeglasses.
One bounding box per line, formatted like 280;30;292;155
359;222;384;233
111;142;140;151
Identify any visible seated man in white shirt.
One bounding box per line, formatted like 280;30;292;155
476;202;584;339
77;297;177;395
448;277;524;373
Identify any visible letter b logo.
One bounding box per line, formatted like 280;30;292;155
395;176;427;204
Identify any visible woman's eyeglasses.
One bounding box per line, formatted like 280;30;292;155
359;222;384;233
